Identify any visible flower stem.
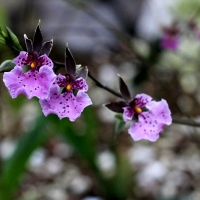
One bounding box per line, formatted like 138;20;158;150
88;72;122;98
172;118;200;127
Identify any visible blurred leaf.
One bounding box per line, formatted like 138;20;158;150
0;60;15;72
111;152;134;199
6;27;23;51
101;149;134;200
115;118;125;136
0;114;57;200
0;37;6;45
0;27;7;39
177;0;200;18
59;106;97;166
115;113;123;120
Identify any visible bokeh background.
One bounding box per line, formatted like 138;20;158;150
1;0;200;199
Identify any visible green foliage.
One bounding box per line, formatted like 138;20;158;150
115;114;126;136
0;26;23;53
177;0;200;18
5;27;23;51
0;114;56;200
0;36;6;45
59;106;97;167
0;60;15;72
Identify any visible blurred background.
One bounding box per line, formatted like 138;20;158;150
1;0;200;199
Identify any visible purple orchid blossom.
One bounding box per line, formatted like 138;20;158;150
161;33;179;51
3;24;56;100
105;76;172;142
160;22;180;51
39;47;92;121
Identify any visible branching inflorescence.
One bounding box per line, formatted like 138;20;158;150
0;22;174;142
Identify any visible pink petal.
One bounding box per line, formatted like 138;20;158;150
73;77;88;91
75;90;92;113
128;98;171;142
3;65;56;99
123;106;134;122
135;93;152;107
55;74;66;87
146;99;172;125
38;55;53;68
128;121;164;142
40;86;92;121
13;51;29;66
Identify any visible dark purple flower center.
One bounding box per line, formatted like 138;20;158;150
27;52;39;69
65;74;75;92
129;98;142;115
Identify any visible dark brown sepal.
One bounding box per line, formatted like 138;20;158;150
105;101;127;113
24;34;33;52
65;45;76;75
33;24;43;53
76;66;88;79
40;39;53;56
118;75;131;102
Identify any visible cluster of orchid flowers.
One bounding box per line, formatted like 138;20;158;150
1;23;172;142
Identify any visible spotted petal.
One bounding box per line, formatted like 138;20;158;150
39;85;92;121
3;65;56;99
38;55;53;68
146;99;172;125
73;77;88;92
123;106;134;121
128;99;171;142
128;120;164;142
135;93;152;108
55;74;66;87
14;51;29;66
